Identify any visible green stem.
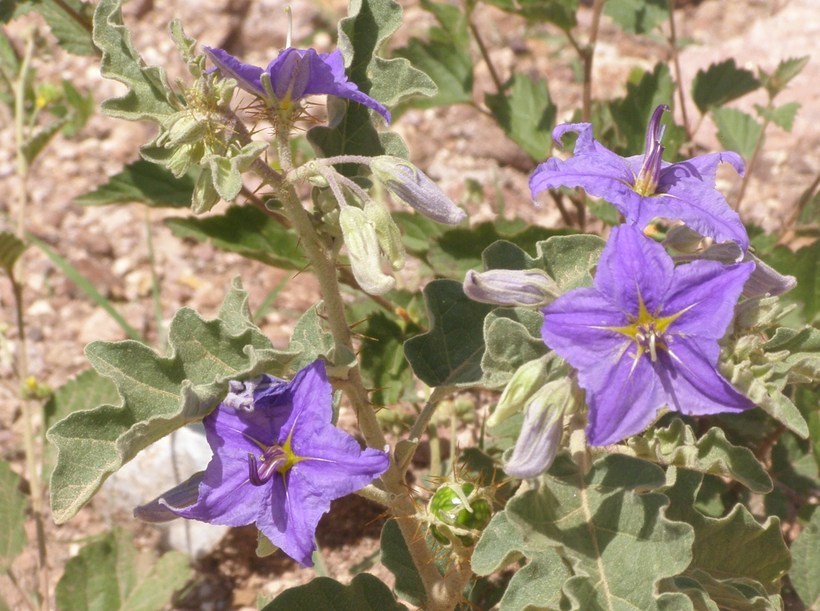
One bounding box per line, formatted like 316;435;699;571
262;127;460;609
666;0;691;141
581;0;605;122
400;387;448;474
735;105;772;213
13;31;50;611
469;18;504;94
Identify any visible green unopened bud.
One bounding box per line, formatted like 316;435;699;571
464;268;560;307
370;156;466;225
162;112;206;148
364;200;406;271
339;206;396;295
488;354;552;428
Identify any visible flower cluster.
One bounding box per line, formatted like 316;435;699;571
535;105;757;446
136;360;389;566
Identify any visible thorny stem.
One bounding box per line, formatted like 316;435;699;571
13;31;50;611
258;126;463;610
666;0;692;142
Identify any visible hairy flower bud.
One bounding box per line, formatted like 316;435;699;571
339;206;396;295
370;156;466;225
463;268;560;307
504;378;573;479
364;200;406;271
488;355;552;428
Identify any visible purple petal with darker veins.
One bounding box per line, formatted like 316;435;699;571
203;46;264;96
582;351;665;446
594;225;673;313
657;339;754;415
542;288;629;370
257;472;328;567
662;259;754;338
277;361;333;444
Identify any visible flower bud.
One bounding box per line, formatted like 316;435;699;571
463;268;560;307
364;200;406;271
742;253;796;298
487;355;552;428
339;206;396;295
370;156;466;225
503;378;573;479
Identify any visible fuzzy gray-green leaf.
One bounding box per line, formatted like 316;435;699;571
0;460;26;571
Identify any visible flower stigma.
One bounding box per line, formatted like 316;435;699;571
633;105;669;197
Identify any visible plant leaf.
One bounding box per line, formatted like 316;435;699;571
394;0;472;109
712;107;762;159
762;56;809;97
692;59;760;114
380;519;426;607
0;460;27;571
261;574;407;611
604;0;668;34
47;278;298;523
30;0;96;56
0;231;27;276
92;0;177;122
755;101;800;132
485;73;557;161
75;160;196;208
404;279;494;387
626;419;772;493
54;529;191;611
481;308;549;389
789;509;820;608
165;205;306;270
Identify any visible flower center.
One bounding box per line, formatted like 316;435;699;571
247;434;303;486
604;290;687;364
633;105;668;197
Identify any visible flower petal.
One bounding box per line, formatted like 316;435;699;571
256;472;327;567
530;123;635;202
594;225;674;313
656;338;754;415
203;46;265;97
582;350;665;446
663;259;754;339
277;360;333;445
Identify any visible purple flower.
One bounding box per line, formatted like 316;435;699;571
541;225;755;446
530;105;749;250
137;360;389;566
203;46;390;123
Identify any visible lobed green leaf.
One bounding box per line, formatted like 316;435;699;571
692;59;760;114
48;279;297;523
54;529;191;611
261;574;407;611
712;107;762;159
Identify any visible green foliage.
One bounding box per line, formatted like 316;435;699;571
604;0;668;34
394;0;472;110
92;0;177;122
481;308;549;388
43;369;119;479
0;460;27;572
308;0;435;166
48;279;298;523
404;279;494;387
626;419;772;493
761;56;809;98
75;160;195;208
755;101;800;132
25;0;96;56
712;107;762;159
380;519;426;607
0;231;27;276
485;73;557;161
763;241;819;323
354;308;417;405
482;0;579;30
691;59;760;114
288;304;336;371
165;206;306;270
261;574;406;611
476;454;694;609
789;509;820;608
665;469;790;598
54;529;191;611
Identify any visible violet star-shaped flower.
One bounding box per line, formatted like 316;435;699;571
541;225;755;446
137;360;389;566
530;105;749;250
203;46;390;123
